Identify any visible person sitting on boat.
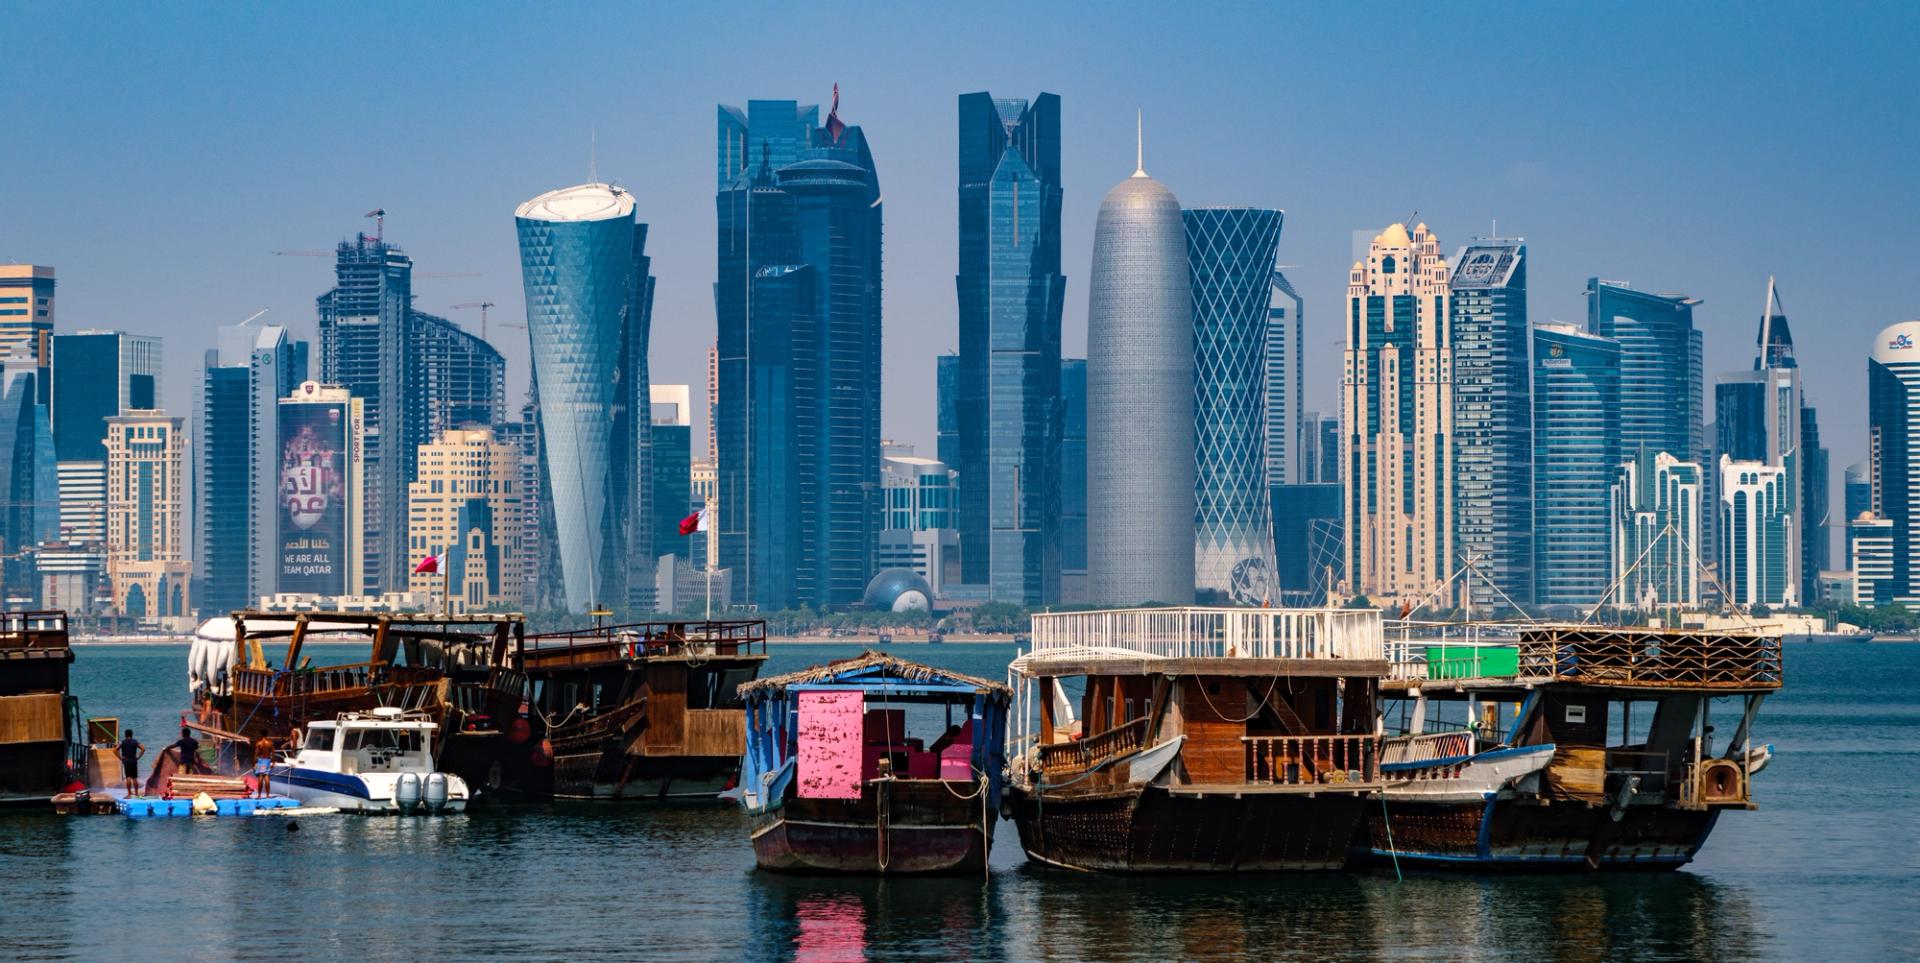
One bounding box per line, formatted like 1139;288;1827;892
118;729;145;797
170;727;203;775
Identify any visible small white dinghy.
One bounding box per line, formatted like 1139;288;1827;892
271;708;470;814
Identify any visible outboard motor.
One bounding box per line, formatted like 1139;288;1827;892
395;772;422;813
423;772;450;812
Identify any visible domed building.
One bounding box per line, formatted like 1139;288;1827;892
862;568;934;612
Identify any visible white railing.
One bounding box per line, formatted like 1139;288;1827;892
1028;607;1384;662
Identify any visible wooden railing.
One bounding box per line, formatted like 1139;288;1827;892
231;663;442;699
1037;716;1150;774
0;610;69;649
1515;627;1783;689
1379;730;1476;766
1244;734;1377;785
523;619;768;669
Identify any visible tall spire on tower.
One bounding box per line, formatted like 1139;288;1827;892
1133;108;1146;177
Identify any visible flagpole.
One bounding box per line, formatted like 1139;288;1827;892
443;546;451;618
704;497;714;622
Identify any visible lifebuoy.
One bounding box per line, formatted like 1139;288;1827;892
530;739;553;768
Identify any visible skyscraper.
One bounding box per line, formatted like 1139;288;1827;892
104;410;190;625
0;352;55;605
51;330;161;611
1585;279;1704;463
955;92;1065;605
197;323;307;614
879;447;959;596
650;384;693;567
1843;462;1871;567
1266;270;1304;488
1299;412;1339;484
935;353;960;473
1533;322;1622;607
1719;455;1795;607
716;93;883;611
1088;126;1193;606
318;233;506;596
1849;514;1894;606
1059;357;1088;604
0;265;55;402
1611;448;1702;609
1342;223;1453;607
1450;237;1532;610
407;427;524;613
277;382;365;598
1867;320;1920;605
515;182;656;614
1185;207;1283;603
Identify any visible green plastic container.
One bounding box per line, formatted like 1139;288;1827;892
1425;645;1519;679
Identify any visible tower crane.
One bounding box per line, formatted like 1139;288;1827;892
365;207;385;242
450;302;496;341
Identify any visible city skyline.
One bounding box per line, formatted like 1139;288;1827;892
4;5;1913;492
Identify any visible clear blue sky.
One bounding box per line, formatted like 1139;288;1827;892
3;2;1913;497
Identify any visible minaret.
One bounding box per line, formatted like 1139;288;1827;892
1088;114;1196;605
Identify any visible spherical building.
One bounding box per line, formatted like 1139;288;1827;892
1087;140;1196;606
863;568;933;612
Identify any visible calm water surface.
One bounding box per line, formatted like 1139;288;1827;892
1;641;1914;961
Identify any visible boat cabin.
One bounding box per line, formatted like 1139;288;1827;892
0;611;79;806
296;710;439;776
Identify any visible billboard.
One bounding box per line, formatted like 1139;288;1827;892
278;393;354;596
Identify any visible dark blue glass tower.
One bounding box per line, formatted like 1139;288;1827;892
1184;207;1283;603
955;92;1064;604
1060;358;1088;604
936;353;959;473
1533;323;1622;606
1585;279;1703;462
514;183;656;615
197;324;306;614
716;96;882;611
1451;238;1533;609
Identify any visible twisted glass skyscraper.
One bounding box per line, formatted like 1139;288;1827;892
1088;143;1193;606
955;92;1065;605
1184;207;1283;603
514;183;655;614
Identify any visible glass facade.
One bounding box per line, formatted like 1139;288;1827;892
1611;448;1702;608
716;97;882;611
196;324;306;614
0;355;54;604
51;332;159;462
936;353;960;473
1585;279;1703;463
650;421;691;564
1059;358;1087;604
1185;207;1282;603
1088;168;1193;606
1719;455;1795;606
956;92;1064;605
515;183;655;614
1533;323;1621;606
1450;238;1532;609
1271;482;1342;605
1266;271;1304;487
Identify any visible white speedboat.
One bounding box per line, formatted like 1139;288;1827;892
272;708;470;814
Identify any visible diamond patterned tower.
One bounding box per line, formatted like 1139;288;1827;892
1184;208;1284;602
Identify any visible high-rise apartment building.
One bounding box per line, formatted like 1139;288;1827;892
0;265;55;401
1849;514;1894;606
1450;237;1533;610
104;411;191;625
716;94;883;611
1266;271;1304;488
1088;131;1193;607
1719;455;1796;607
407;427;524;613
1586;279;1703;465
1867;320;1920;605
1533;323;1622;607
318;233;506;596
515;183;656;615
1611;448;1702;608
197;323;307;614
51;330;161;611
1185;207;1283;603
955;92;1065;605
1342;223;1452;606
494;399;551;608
1060;358;1088;605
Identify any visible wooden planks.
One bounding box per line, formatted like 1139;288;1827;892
1179;678;1248;784
683;709;746;758
0;692;63;743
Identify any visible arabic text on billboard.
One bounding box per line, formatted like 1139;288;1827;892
279;402;348;595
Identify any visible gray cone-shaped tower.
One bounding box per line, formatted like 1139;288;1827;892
1088;126;1195;605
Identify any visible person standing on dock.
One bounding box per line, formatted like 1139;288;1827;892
170;727;202;776
118;730;145;797
252;735;276;797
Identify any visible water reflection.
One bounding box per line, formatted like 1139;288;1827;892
751;872;1004;962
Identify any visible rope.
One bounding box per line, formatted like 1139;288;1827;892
1191;674;1286;725
1379;792;1402;882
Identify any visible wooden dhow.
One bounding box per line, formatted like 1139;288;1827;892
1005;607;1388;872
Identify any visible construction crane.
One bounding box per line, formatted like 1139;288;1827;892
271;250;332;258
365;208;385;242
450;301;496;341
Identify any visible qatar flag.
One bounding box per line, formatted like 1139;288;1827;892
414;554;440;575
678;506;710;536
